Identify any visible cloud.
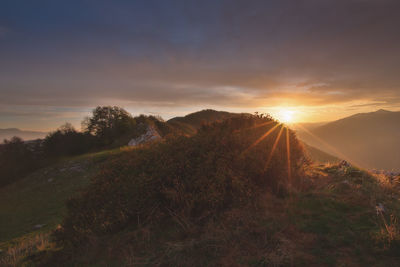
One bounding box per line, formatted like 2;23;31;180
1;0;400;128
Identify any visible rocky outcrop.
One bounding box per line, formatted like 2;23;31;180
128;125;161;146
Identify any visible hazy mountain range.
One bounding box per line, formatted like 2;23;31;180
295;109;400;171
0;128;47;142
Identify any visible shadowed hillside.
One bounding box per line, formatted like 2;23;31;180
297;110;400;170
2;114;400;266
38;115;308;265
0;149;118;243
167;109;242;135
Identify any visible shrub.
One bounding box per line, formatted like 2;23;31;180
0;137;42;186
55;115;306;251
81;106;176;147
43;123;96;157
82;106;136;145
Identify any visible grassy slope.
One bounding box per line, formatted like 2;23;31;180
0;149;121;248
289;165;400;266
0;110;238;248
1;112;400;266
29;163;400;266
1;152;400;266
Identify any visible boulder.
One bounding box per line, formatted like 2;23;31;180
376;203;385;215
128;125;161;146
33;224;46;229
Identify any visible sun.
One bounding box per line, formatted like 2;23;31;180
278;109;295;123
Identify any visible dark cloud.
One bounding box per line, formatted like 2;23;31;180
1;0;400;128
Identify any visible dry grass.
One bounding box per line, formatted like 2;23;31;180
5;135;400;266
376;213;400;249
0;233;52;266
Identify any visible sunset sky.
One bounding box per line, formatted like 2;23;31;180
1;0;400;131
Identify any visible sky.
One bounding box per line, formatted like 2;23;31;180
1;0;400;131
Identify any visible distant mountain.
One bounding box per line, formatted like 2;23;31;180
297;109;400;170
0;128;47;142
290;121;327;132
167;109;244;135
303;143;341;164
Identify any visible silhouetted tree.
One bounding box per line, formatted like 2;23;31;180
82;106;136;145
0;136;39;186
43;123;95;156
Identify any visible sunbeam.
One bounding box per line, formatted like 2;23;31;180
234;120;275;133
243;123;280;154
286;127;291;186
292;122;365;168
264;124;284;171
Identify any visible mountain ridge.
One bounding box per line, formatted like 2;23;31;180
0;128;47;142
297;109;400;170
166;109;244;135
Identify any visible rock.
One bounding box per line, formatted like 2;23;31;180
339;160;351;168
33;224;46;229
128;125;161;146
48;178;53;182
69;164;83;172
376;203;385;215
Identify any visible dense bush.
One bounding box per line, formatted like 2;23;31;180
56;115;306;251
0;107;177;188
82;106;176;147
43;123;96;157
0;137;42;186
82;106;137;145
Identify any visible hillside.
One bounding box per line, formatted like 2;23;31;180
1;115;399;266
290;121;327;132
167;109;242;135
0;128;47;142
297;109;400;171
1;112;400;266
0;149;121;245
167;109;337;165
303;143;341;164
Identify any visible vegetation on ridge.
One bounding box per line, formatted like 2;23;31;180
41;114;304;265
1;110;400;266
0;106;175;187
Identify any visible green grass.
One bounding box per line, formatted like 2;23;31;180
2;141;400;266
0;148;123;248
292;194;373;265
288;165;400;266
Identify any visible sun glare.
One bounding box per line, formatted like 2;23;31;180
278;109;295;123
